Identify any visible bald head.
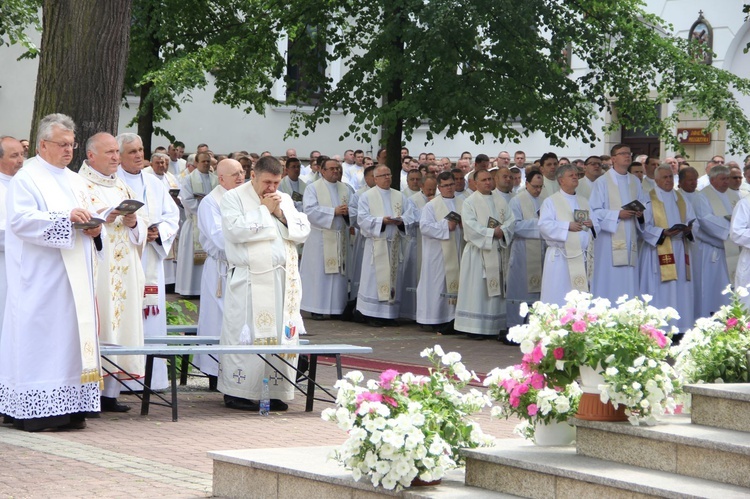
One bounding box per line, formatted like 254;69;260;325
0;136;24;176
86;132;121;176
217;159;244;190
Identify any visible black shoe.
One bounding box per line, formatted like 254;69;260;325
466;333;491;340
224;395;260;411
58;419;87;430
2;415;12;425
270;399;288;411
100;396;131;413
310;313;326;321
497;330;516;345
82;412;101;419
352;310;366;323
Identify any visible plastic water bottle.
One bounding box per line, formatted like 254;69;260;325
259;378;270;416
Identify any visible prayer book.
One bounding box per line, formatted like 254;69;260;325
668;219;695;232
444;211;462;223
291;191;303;202
193;192;206;200
622;199;647;212
169;188;181;197
574;209;589;223
487;216;500;228
73;217;106;229
114;199;144;215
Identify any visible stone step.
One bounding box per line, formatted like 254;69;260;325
685;383;750;432
572;414;750;488
462;439;750;498
209;445;519;498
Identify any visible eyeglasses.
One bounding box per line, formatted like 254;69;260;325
375;173;392;178
615;151;632;157
439;183;455;188
44;140;78;150
731;176;743;180
229;172;244;178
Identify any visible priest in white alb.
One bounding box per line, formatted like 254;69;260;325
219;156;310;412
694;166;740;317
194;159;244;379
454;169;515;338
0;114;103;431
356;166;418;327
300;158;355;318
506;170;545;330
278;157;307;212
639;164;698;334
731;196;750;304
79;132;147;413
589;144;646;303
176;151;217;296
401;176;436;320
416;172;464;333
143;152;181;287
348;165;375;304
539;165;599;307
0;136;24;341
118;133;180;392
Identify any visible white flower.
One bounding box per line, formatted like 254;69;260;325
442;351;462;365
605;367;618;376
520;339;535;354
344;371;364;383
737;286;749;298
434;345;445;357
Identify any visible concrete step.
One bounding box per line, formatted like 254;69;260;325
462;439;750;498
685;383;750;432
572;414;750;488
209;445;519;498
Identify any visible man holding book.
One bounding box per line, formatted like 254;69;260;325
79;132;147;412
416;172;464;333
589;143;648;303
454;169;515;338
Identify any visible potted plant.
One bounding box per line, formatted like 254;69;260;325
484;365;582;445
508;291;682;425
673;285;750;384
321;346;494;491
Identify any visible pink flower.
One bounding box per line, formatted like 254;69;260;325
572;320;587;333
553;347;565;360
356;392;382;405
516;383;530;396
726;317;739;330
527;403;538;416
509;395;520;408
379;369;399;388
530;373;545;390
531;344;544;363
560;312;574;325
381;395;398;407
651;330;668;348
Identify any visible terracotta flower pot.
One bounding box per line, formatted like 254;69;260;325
575;365;628;422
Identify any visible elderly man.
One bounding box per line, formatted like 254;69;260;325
729;166;750;196
416;172;464;333
194;159;244;381
356;165;418;326
219;156;310;411
0;114;103;431
697;155;725;191
693;166;741;317
589;143;646;303
279;157;307;212
176;151;217;296
300;158;356;319
455;169;515;339
118;133;180;392
576;156;604;198
497;151;511;168
506;170;545;331
639;164;698;334
0;136;24;336
79;132;147;412
539;165;599;306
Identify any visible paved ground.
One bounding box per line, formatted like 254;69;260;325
0;309;525;498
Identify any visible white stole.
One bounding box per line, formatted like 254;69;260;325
471;191;508;297
365;188;404;302
606;171;638;266
550;192;591;292
703;186;740;280
430;195;463;301
517;189;543;293
311;179;349;275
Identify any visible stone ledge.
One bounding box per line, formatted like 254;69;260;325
684;383;750;402
571;414;750;456
209;446;517;498
462;439;750;498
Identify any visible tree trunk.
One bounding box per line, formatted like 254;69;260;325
384;0;405;190
138;81;155;159
30;0;132;170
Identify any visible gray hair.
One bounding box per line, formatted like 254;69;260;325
116;132;142;154
186;153;196;166
37;113;76;145
708;165;730;179
253;155;283;176
655;163;673;176
151;152;169;162
0;135;13;158
555;164;578;180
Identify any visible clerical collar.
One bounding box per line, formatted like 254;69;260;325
119;166;142;178
376;186;390;192
80;161;117;187
36;154;66;174
0;171;13;184
561;190;577;198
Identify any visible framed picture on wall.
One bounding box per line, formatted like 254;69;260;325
688;11;713;66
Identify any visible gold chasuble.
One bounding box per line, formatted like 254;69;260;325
649;188;690;283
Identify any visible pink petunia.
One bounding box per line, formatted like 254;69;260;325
379;369;399;389
572;320;587;333
516;383;530;396
530;373;545;390
651;330;668;348
509;395;520;408
527;403;538;416
553;347;565;360
560;312;574;325
381;395;398;407
531;344;544;363
726;317;739;330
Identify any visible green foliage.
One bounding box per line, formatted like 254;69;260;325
0;0;41;59
165;299;198;326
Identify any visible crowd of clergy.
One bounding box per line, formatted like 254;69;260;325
2;112;750;431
